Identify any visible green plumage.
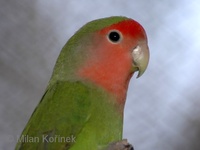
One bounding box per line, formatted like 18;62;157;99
16;81;122;149
15;16;130;150
48;16;128;88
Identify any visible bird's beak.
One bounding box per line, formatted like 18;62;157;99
131;42;149;78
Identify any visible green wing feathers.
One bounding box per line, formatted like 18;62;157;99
16;81;123;150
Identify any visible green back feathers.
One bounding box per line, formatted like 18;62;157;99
48;16;129;88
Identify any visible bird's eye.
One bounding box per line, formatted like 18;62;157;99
107;30;122;43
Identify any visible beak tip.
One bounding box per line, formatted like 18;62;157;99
136;70;144;78
136;74;141;78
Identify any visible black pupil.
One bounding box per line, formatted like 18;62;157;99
109;31;120;42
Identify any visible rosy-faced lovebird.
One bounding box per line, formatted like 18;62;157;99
15;16;149;150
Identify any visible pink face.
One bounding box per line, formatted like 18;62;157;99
78;19;149;104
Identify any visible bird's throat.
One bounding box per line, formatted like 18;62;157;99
78;56;133;106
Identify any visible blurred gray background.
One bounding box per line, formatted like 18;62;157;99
1;0;200;150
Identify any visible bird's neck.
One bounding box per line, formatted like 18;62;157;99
78;55;133;106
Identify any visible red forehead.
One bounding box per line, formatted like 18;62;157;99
99;19;146;39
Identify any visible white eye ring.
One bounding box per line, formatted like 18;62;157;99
107;30;123;44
